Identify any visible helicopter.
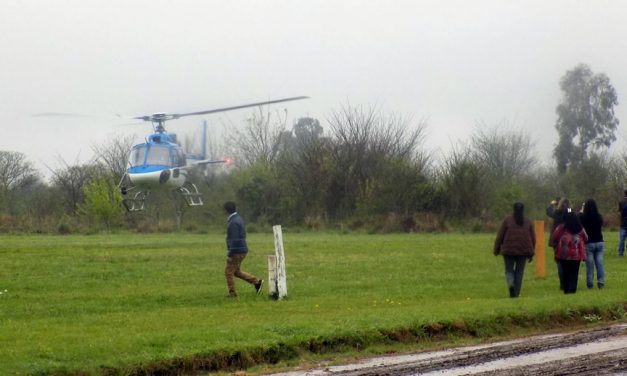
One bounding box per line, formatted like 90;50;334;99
118;96;309;211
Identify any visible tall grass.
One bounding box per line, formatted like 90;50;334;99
0;232;625;375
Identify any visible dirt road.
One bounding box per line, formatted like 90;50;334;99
267;323;627;375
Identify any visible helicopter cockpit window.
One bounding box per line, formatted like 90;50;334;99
172;149;186;167
146;145;171;166
128;146;147;167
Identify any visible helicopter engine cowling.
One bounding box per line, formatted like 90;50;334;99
128;168;187;192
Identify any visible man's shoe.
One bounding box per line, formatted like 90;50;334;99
509;286;515;298
254;280;264;295
227;292;237;298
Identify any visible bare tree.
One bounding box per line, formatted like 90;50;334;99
328;104;427;169
0;151;40;215
326;103;429;217
276;117;332;219
608;153;627;193
470;122;536;183
224;106;288;166
48;157;99;214
439;144;488;218
91;134;136;182
0;151;39;192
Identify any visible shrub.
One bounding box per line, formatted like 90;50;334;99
57;223;71;235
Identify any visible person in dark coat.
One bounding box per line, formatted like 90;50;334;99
494;202;536;298
580;198;605;289
223;201;263;297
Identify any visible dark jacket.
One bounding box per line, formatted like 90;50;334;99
580;213;603;243
494;215;536;257
620;200;627;228
226;213;248;256
546;206;565;248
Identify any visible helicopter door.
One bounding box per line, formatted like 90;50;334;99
172;148;186;178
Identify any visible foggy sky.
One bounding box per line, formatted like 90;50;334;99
2;0;627;177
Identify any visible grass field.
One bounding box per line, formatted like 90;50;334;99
1;231;626;375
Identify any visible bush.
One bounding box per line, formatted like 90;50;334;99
0;215;17;233
414;212;448;233
304;215;325;230
57;223;71;235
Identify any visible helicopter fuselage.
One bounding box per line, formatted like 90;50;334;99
125;132;189;191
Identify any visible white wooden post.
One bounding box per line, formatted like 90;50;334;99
272;225;288;299
267;255;278;298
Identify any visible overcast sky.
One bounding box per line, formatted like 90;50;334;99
2;0;627;177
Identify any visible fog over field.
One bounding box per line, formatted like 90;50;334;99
1;0;627;175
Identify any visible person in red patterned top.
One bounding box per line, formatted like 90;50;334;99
551;210;588;294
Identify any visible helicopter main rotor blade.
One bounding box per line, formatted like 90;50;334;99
32;112;94;118
32;112;129;122
175;96;309;118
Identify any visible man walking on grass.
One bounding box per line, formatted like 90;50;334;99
223;201;263;297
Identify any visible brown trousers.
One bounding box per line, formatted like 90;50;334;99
225;253;259;295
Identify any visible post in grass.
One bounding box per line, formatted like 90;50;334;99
268;225;288;300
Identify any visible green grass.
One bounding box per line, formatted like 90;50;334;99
0;232;625;375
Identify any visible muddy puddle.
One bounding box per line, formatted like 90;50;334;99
267;323;627;375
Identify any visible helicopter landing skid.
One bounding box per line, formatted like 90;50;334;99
122;191;148;212
179;182;204;207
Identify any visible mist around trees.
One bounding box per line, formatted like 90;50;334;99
1;64;624;234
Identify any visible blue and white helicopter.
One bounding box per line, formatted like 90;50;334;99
119;96;308;211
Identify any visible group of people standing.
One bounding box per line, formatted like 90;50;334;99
493;197;607;298
547;198;604;293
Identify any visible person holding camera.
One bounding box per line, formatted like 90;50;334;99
546;197;571;290
551;210;588;294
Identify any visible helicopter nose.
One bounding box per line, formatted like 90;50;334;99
159;169;171;184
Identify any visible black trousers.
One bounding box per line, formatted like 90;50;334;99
560;260;581;294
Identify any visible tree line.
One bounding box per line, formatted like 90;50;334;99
0;64;623;233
